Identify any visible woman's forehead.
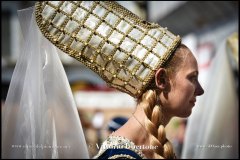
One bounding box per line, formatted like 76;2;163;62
182;53;198;72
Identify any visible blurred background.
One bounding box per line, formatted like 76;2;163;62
2;1;239;158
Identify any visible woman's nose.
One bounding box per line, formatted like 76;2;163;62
196;81;204;96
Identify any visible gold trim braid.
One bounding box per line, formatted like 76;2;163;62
104;1;159;29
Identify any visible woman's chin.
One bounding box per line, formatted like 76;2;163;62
178;110;192;118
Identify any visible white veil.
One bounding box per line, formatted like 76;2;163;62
2;6;89;159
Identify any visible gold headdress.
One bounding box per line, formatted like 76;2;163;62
35;1;181;98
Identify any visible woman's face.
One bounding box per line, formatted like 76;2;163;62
163;48;204;118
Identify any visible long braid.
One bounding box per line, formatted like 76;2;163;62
140;90;175;159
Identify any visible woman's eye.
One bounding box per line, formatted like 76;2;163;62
189;76;197;82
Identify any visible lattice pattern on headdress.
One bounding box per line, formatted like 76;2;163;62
35;1;181;98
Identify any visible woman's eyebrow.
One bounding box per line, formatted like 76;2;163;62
188;71;198;76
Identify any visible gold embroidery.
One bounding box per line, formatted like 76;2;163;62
108;154;136;159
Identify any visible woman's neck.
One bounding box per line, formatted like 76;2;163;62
112;109;149;145
112;112;152;158
112;106;172;158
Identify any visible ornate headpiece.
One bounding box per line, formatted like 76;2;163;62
35;1;181;98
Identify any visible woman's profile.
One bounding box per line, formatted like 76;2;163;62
94;44;204;159
35;1;205;159
2;1;204;159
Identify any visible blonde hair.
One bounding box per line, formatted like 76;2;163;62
137;44;189;158
140;90;175;159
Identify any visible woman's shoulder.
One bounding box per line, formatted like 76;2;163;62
93;135;145;159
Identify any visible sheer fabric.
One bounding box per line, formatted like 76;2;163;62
2;6;89;159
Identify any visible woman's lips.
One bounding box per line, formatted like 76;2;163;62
190;99;196;106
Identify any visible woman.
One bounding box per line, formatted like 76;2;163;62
34;1;204;159
94;44;204;159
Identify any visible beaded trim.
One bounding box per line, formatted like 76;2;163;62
35;1;181;98
104;1;159;29
108;154;136;159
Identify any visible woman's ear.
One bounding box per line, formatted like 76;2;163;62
155;68;168;90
